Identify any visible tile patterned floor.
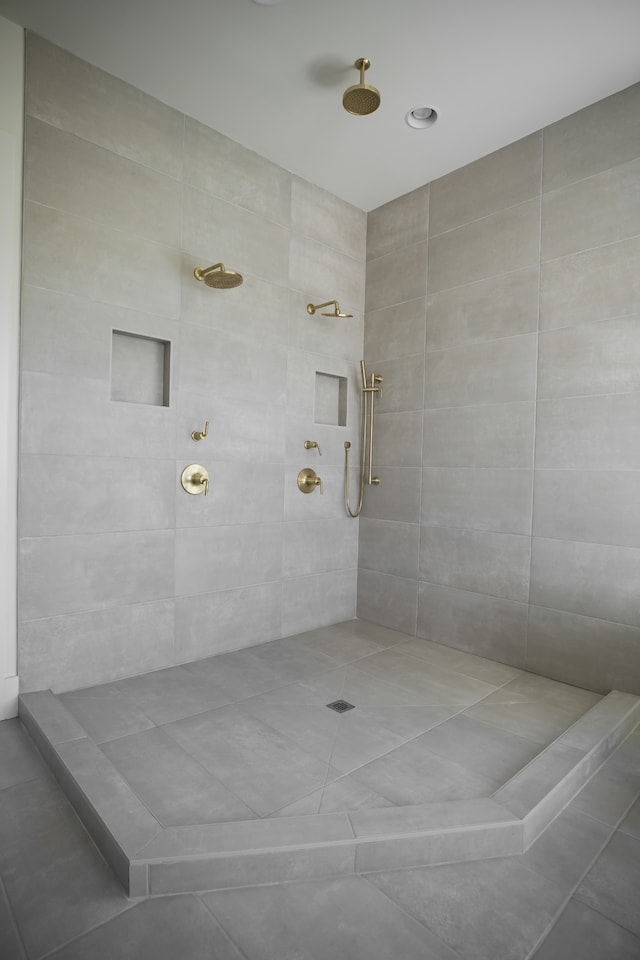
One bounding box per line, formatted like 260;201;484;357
1;620;639;959
57;620;600;822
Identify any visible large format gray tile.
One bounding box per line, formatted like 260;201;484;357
101;726;255;825
542;157;640;261
359;518;420;580
373;410;423;467
0;777;129;960
365;241;428;312
419;526;531;602
535;394;640;470
60;685;155;744
19;599;175;695
518;807;611;895
430;133;541;236
421;467;533;535
539;235;640;330
293;176;366;261
543;82;640;192
417;582;528;668
533;469;640;549
532;898;640;960
537;315;640;399
204;875;461;960
20;529;174;620
0;876;24;960
23;202;181;318
290;234;365;311
424;402;535;468
367;186;429;260
526;604;640;697
0;719;48;792
620;796;640;841
26;34;184;178
428;199;540;293
357;569;419;635
425;333;537;408
25;117;181;246
369;856;566;960
359;467;422;522
282;569;357;637
116;665;230;725
163;703;336;817
576;832;640;936
365;298;426;364
48;895;244;960
185;116;291;225
530;537;640;627
427;267;539;352
174;523;282;598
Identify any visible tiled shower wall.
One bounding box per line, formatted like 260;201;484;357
359;82;640;696
19;35;366;693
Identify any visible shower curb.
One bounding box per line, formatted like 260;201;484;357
19;688;640;897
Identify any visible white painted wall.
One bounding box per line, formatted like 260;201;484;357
0;17;23;718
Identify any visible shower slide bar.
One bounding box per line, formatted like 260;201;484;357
344;360;382;518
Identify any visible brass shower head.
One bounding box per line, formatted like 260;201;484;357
343;58;380;116
194;263;243;288
307;300;353;318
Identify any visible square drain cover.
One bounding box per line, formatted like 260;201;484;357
326;699;355;714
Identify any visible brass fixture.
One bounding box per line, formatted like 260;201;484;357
191;420;209;442
193;263;243;289
344;360;382;517
307;300;353;318
304;440;322;456
297;467;323;495
343;58;381;116
181;463;209;496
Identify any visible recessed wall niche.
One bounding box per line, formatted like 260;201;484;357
314;371;347;426
111;330;171;406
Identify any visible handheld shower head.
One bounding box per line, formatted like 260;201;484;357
307;300;353;318
343;58;380;116
194;263;243;289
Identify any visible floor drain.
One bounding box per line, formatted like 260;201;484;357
326;700;355;714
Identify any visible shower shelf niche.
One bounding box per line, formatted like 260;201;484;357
314;371;347;426
111;330;171;406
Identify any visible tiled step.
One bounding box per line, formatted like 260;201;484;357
19;688;640;897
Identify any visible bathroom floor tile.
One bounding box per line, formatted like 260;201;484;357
163;702;338;816
202;875;461;960
401;636;523;685
368;857;567;960
60;683;155;743
531;898;640;960
0;777;129;959
47;895;244;960
0;717;49;792
463;696;591;746
100;725;256;825
115;664;231;724
576;832;640;936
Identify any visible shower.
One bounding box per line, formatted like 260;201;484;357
194;262;244;288
344;359;382;518
342;58;381;116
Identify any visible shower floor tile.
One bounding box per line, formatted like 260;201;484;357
57;620;603;824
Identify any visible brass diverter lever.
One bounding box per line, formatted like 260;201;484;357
304;440;322;456
191;421;209;442
181;464;209;496
297;468;323;495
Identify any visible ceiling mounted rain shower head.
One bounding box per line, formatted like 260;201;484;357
307;300;353;318
194;263;243;289
343;58;380;116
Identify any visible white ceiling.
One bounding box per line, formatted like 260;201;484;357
1;0;639;211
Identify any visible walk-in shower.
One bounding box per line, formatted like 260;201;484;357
344;359;382;518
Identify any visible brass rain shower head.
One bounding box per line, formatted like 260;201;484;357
194;263;243;288
307;300;353;318
343;58;380;116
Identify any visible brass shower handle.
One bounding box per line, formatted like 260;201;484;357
304;440;322;456
192;421;209;441
297;468;323;495
181;464;210;496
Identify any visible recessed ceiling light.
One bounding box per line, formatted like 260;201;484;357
406;106;439;129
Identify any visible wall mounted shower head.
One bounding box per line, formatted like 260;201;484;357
343;58;380;116
307;300;353;318
194;263;243;288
